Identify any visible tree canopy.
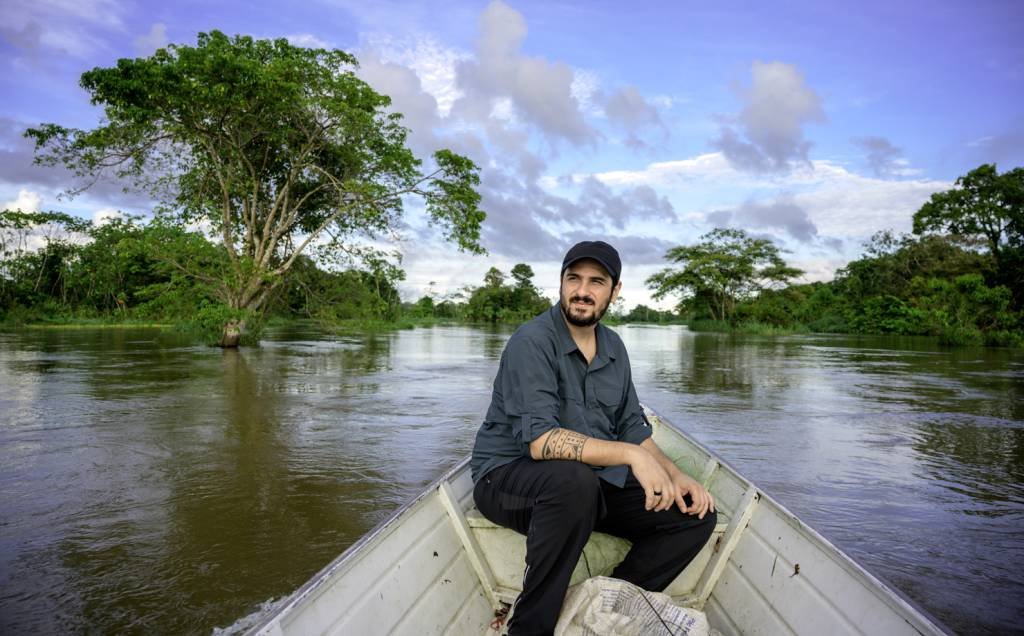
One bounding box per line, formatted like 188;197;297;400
913;163;1023;305
913;164;1023;258
646;228;803;321
27;31;485;339
465;264;549;323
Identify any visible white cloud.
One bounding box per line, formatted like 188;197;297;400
363;34;467;118
570;69;603;117
133;22;167;56
2;189;43;212
712;61;825;172
355;49;443;156
791;170;947;238
452;0;595;145
92;207;122;226
589;152;739;187
286;33;331;49
1;0;126;59
579;151;950;280
790;256;852;284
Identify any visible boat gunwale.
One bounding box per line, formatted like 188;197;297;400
643;406;951;635
245;456;472;636
248;405;951;636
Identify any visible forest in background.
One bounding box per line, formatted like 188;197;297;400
1;204;1020;348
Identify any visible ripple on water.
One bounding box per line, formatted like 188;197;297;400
1;326;1021;634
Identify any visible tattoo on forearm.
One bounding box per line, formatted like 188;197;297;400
541;428;588;461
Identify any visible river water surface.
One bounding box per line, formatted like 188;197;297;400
0;324;1021;634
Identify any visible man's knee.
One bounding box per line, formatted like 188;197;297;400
668;509;718;550
697;509;717;542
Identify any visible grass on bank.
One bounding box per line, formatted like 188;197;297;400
685;317;1023;347
5;308;1021;348
686;319;811;336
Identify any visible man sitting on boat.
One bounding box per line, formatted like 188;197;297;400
470;240;717;635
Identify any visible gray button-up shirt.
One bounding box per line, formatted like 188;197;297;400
470;304;652;487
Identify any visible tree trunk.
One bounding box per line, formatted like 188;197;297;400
219;319;245;348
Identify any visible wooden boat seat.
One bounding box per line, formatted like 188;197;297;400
465;507;728;604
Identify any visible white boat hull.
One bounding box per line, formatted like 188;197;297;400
249;407;947;635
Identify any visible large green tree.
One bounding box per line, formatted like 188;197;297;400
27;31;485;344
913;164;1023;305
646;228;803;321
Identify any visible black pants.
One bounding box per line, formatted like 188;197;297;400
473;458;717;636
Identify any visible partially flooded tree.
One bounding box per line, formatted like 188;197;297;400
27;30;485;346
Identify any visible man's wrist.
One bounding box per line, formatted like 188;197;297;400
624;443;647;466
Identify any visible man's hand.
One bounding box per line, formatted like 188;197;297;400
668;468;715;519
640;437;715;518
627;446;676;512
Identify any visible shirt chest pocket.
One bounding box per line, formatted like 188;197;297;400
592;375;623;434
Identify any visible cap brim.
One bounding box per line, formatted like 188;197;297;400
562;256;617;282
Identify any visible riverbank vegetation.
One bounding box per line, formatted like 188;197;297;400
3;164;1021;347
648;164;1023;347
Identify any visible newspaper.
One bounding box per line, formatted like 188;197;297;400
554;576;710;636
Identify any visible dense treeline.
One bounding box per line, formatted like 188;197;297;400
4;163;1021;347
650;164;1023;347
0;211;405;339
733;232;1022;346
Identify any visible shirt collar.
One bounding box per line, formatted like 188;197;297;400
547;303;617;364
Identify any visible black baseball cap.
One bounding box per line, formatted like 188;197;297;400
561;240;621;286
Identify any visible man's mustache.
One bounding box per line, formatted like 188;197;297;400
570;296;595;305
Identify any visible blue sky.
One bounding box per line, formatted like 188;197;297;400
1;0;1022;308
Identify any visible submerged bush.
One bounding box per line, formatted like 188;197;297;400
177;304;264;346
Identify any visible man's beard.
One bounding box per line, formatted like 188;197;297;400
560;292;611;327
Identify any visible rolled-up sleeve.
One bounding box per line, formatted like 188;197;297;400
500;334;562;453
616;356;652;445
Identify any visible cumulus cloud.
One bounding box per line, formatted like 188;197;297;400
706;197;819;243
712;61;825;173
603;85;664;149
133;23;167;56
472;168;680;263
1;0;125;59
453;0;595;145
0;118;154;210
364;35;467;118
590;150;949;260
592;152;739;187
576;178;676;229
2;189;42;213
92;207;123;226
355;51;444;157
286;33;331;49
852;135;909;178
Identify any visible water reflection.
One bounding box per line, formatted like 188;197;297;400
1;325;1021;634
913;421;1024;512
621;327;1024;633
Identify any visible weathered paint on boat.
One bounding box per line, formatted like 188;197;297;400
248;406;949;635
